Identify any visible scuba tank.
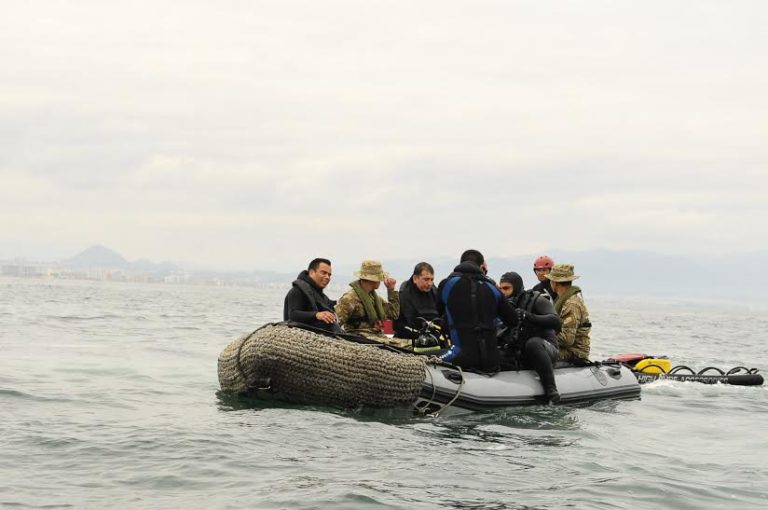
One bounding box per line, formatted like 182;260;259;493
413;331;441;354
409;318;449;354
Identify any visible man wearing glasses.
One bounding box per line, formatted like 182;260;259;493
531;255;557;301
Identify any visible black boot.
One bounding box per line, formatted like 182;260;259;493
545;385;560;404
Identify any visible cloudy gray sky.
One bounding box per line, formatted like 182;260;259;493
2;1;766;271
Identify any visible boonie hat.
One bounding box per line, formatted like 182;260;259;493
545;263;581;282
354;260;389;282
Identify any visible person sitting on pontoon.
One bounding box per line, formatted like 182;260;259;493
283;258;341;333
335;260;399;338
546;264;591;362
497;271;561;403
394;262;439;339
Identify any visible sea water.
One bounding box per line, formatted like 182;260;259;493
1;278;767;509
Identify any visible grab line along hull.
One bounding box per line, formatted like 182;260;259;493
418;364;641;412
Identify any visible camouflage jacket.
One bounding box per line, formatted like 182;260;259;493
556;293;591;360
335;287;400;335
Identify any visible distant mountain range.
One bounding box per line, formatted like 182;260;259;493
63;245;294;283
67;245;130;268
66;245;180;275
58;245;763;300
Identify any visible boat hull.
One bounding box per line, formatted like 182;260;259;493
416;363;641;413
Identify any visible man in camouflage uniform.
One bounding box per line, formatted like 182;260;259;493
546;264;591;361
335;260;400;339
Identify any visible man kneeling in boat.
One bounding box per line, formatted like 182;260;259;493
498;271;562;403
283;258;342;333
437;250;519;373
546;264;591;362
335;260;400;340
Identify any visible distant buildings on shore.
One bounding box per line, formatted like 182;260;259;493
1;259;178;283
0;258;289;287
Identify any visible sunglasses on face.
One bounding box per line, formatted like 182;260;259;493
533;268;550;273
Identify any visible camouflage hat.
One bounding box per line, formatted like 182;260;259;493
545;263;581;282
354;260;389;282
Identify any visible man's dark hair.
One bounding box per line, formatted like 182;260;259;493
308;258;331;271
460;249;484;266
412;262;434;276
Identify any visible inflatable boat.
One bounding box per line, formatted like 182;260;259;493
217;323;641;415
415;363;640;415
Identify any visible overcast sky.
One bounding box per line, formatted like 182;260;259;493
2;1;766;271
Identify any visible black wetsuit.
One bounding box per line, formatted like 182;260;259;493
437;262;518;372
283;271;340;333
499;272;561;393
532;280;557;301
394;279;439;339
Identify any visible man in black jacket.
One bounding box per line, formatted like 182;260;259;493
437;250;518;373
497;271;562;403
394;262;440;339
531;255;557;301
283;258;341;333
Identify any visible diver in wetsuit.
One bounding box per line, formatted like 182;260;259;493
497;271;562;404
437;250;519;373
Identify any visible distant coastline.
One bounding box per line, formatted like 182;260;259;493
1;244;762;301
0;245;293;286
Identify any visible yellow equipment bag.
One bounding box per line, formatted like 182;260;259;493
634;358;672;374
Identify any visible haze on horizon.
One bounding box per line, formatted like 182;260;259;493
2;1;766;272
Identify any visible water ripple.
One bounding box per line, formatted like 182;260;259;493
2;278;767;509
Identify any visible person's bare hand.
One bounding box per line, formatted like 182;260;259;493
384;277;397;290
315;311;336;324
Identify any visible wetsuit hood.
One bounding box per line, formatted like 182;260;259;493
500;271;525;299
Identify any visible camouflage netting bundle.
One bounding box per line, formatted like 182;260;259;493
217;323;427;408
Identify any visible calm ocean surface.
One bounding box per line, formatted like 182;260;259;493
1;278;767;509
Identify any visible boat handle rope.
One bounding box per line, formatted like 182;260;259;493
414;365;438;416
415;363;465;418
236;326;273;392
726;366;761;375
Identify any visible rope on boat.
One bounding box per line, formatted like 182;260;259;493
218;322;428;408
726;366;761;375
414;364;466;418
428;366;465;418
414;365;438;416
